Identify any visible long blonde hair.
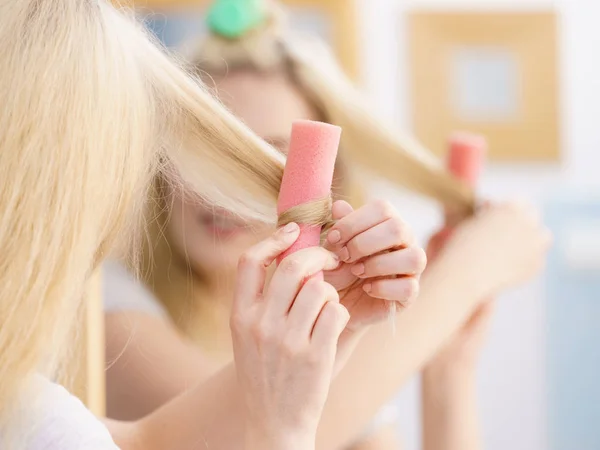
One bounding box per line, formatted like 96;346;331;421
0;0;285;441
190;4;474;208
138;2;475;347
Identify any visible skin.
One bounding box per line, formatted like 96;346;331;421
105;71;321;418
420;224;495;450
422;301;494;450
106;201;550;450
105;70;552;450
231;224;350;449
106;70;411;448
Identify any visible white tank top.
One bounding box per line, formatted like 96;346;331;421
9;376;119;450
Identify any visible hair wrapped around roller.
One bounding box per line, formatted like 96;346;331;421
185;0;476;214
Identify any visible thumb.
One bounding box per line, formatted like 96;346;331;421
234;223;301;310
324;200;354;251
331;200;354;221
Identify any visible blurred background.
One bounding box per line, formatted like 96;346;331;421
128;0;600;448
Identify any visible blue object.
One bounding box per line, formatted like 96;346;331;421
545;192;600;450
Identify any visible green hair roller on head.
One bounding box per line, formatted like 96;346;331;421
207;0;267;39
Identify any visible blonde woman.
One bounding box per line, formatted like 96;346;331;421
104;2;552;449
0;1;412;449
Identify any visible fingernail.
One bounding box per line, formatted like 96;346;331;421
328;229;341;244
351;263;365;277
339;247;350;262
362;283;372;293
282;222;299;233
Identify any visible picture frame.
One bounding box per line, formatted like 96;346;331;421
407;11;560;161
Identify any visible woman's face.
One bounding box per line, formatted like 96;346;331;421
168;69;321;275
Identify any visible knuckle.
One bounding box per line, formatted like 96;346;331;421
315;247;333;264
388;219;406;242
333;302;349;322
305;278;327;296
229;309;247;332
281;335;304;358
409;247;428;273
404;277;420;301
326;285;341;303
346;238;362;257
237;252;260;271
369;257;383;274
349;236;370;259
251;319;273;344
374;199;395;219
279;256;302;276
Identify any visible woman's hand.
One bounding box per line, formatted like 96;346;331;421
324;200;427;331
439;201;552;299
230;223;350;450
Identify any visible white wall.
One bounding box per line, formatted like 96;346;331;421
354;1;600;449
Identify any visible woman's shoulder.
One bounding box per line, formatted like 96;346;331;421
102;260;167;317
21;376;120;450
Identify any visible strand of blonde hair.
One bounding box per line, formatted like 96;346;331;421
189;3;475;213
0;1;287;445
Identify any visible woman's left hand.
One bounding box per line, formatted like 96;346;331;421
324;200;427;331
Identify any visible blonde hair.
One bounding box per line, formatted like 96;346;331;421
0;0;285;442
135;3;475;349
188;3;475;210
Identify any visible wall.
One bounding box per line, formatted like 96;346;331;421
355;1;600;449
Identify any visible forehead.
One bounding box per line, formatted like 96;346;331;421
214;70;319;143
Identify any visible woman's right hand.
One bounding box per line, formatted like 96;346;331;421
230;222;350;450
439;202;552;298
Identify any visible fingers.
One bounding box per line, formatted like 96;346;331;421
331;199;354;221
234;223;300;311
263;247;340;320
492;201;553;250
325;200;418;264
351;247;427;279
311;302;350;349
342;218;415;263
286;279;340;340
326;200;398;249
363;277;419;304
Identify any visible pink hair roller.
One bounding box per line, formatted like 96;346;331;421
276;120;341;276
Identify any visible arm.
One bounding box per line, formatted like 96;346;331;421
107;203;547;450
317;252;487;448
103;257;222;420
110;226;348;450
108;203;547;450
314;186;549;449
105;253;479;450
105;311;216;420
420;295;494;450
421;356;480;450
421;133;484;450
